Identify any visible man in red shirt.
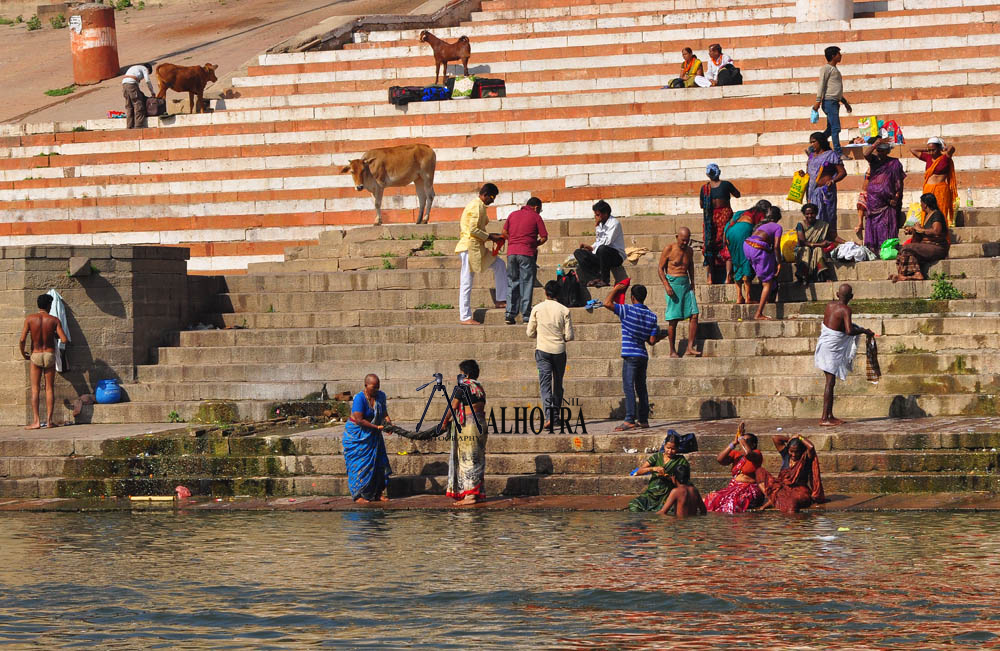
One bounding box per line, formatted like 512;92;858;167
502;197;548;324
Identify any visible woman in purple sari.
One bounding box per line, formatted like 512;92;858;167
858;137;905;252
802;132;847;230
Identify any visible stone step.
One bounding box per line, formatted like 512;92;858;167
211;276;993;315
4;448;993;481
5;470;998;499
116;371;998;406
237;257;999;295
84;389;1000;424
162;328;1000;358
212;307;997;333
6;425;997;459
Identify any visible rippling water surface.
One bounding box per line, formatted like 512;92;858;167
1;510;999;648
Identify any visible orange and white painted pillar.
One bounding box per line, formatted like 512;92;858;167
69;3;120;85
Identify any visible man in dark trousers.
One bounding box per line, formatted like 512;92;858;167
527;280;574;429
502;196;548;324
575;200;626;288
814;284;874;426
19;294;68;429
122;62;157;129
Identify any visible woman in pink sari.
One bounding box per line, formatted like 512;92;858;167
704;422;765;513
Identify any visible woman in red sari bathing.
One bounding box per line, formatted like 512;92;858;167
704;422;765;513
758;435;826;513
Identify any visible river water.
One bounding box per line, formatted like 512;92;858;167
0;510;998;648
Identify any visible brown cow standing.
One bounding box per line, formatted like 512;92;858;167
340;144;437;225
155;63;219;114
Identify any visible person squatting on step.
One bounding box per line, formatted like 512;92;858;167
344;374;393;503
19;294;68;430
574;200;626;288
815;284;875;426
455;183;508;324
122;62;157;129
655;226;701;358
527;280;575;429
812;46;852;156
502;196;548;325
603;281;660;431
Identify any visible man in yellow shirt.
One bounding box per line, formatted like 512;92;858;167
455;183;508;324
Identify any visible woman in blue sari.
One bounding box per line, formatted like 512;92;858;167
344;373;393;503
802;132;847;229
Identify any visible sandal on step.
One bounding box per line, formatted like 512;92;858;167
614;422;639;431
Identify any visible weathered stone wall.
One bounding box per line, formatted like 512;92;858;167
0;245;213;425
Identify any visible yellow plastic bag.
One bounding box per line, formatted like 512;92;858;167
787;171;809;203
858;115;878;139
904;202;921;228
779;231;798;262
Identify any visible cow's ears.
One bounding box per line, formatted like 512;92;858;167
206;63;218;71
363;157;376;166
338;165;351;174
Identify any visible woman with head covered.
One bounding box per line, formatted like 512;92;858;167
699;162;741;284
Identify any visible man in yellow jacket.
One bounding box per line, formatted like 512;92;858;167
455;183;508;324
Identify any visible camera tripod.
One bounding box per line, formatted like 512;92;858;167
415;373;482;434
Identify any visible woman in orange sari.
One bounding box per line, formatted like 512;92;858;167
757;435;825;513
911;137;957;226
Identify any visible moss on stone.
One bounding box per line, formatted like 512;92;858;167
799;299;951;315
192;401;239;424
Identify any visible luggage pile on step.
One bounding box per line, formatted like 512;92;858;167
388;75;506;106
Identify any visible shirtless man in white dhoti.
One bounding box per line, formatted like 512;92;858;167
815;284;874;426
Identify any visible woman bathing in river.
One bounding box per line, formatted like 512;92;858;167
704;422;765;513
757;435;826;513
628;433;691;512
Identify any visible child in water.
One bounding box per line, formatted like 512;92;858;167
657;463;706;517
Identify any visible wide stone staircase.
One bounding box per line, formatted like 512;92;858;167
0;0;998;271
2;0;1000;498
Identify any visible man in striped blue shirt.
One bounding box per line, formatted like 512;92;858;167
603;280;660;430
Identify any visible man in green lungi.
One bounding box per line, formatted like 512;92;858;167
656;227;701;358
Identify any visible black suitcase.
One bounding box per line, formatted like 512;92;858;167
146;96;167;116
472;77;506;99
388;86;423;105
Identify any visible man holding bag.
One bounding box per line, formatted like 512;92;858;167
455;184;508;325
812;46;852;156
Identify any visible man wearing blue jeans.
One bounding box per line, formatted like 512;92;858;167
812;46;852;156
603;281;660;431
503;197;548;324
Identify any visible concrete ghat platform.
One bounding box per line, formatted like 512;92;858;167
3;493;1000;513
1;417;998;500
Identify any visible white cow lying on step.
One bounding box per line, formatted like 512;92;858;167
340;143;437;224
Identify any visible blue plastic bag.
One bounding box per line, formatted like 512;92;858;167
810;108;820;124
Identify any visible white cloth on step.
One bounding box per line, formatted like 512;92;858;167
46;289;70;372
832;242;876;262
814;324;858;381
